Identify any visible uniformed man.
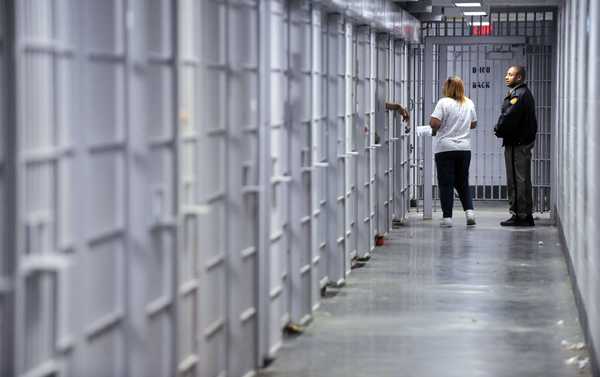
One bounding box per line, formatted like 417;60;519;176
494;65;537;226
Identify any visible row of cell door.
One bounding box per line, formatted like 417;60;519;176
0;1;260;376
264;1;413;359
0;0;414;376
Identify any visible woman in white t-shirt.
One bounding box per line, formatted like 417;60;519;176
430;76;477;227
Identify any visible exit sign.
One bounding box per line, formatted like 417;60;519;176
472;24;493;36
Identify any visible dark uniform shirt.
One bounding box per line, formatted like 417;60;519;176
494;83;538;146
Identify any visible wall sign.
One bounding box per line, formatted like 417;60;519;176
471;66;491;89
472;66;491;74
472;81;491;88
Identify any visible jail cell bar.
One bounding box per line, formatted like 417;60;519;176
419;12;554;213
0;1;418;376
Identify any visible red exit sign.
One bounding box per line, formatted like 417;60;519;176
472;24;493;36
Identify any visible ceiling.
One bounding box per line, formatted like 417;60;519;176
395;0;562;21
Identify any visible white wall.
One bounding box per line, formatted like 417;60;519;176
555;0;600;372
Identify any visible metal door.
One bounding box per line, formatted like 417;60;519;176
325;14;347;287
13;2;180;376
527;42;553;214
311;6;328;292
344;23;357;266
392;39;410;223
386;37;395;227
178;1;260;376
355;26;371;259
380;34;395;233
375;34;389;234
408;44;424;206
227;2;260;376
288;0;315;326
266;0;289;359
133;1;178;376
81;1;129;374
178;1;226;375
368;31;377;246
12;1;129;376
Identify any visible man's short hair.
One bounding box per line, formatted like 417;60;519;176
511;65;527;81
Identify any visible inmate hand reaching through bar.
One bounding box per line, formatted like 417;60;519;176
385;101;410;123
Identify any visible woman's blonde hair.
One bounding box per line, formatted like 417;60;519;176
442;76;466;103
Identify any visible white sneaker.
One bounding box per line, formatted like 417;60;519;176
465;210;476;225
440;218;453;227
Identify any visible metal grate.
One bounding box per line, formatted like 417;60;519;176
415;9;555;213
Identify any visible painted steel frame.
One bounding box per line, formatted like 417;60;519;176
132;2;179;376
408;44;424;206
368;30;377;249
311;3;328;297
354;25;372;258
386;36;395;228
391;39;410;223
344;21;357;268
325;13;348;287
375;33;390;234
0;0;16;374
287;0;318;326
178;1;261;377
259;0;280;367
13;2;129;375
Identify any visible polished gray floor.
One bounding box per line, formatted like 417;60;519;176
259;207;593;377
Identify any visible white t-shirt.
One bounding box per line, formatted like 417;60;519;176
430;97;477;154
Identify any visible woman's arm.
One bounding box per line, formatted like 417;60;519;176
430;116;442;136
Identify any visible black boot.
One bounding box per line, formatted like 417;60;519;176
500;215;519;226
501;214;535;227
522;214;535;226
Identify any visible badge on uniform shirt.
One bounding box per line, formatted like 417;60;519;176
510;97;518;105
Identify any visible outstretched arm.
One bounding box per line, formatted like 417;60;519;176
385;101;410;123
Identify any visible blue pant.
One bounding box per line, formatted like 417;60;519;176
434;151;474;218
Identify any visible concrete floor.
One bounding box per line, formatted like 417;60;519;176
259;206;593;377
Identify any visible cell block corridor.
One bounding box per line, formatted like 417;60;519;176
0;0;598;376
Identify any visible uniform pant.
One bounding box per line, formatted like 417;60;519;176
504;142;534;218
434;151;474;218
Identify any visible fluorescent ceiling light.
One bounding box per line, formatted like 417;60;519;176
469;21;490;26
464;11;487;16
455;2;482;6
